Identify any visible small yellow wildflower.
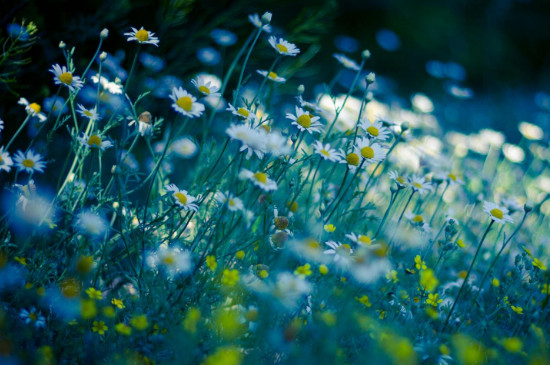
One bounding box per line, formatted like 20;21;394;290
414;255;427;270
102;306;115;318
456;238;466;248
259;269;269;279
324;224;336;233
501;337;523;353
386;270;398;283
541;283;549;294
183;307;201;333
115;323;132;336
510;305;523;315
81;299;97;319
92;320;108;335
206;255;217;271
356;295;372;307
425;293;443;307
222;269;240;286
319;264;329;275
420;269;439;292
85;287;103;300
236;250;245;260
201;346;243;365
14;256;27;265
491;278;500;287
111;298;125;309
130;314;149;330
294;263;312;276
75;255;94;274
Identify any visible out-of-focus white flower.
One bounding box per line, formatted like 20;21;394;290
333;53;360;71
170;136;198;158
0;146;13;172
215;191;244;212
75;211;108;238
248;13;272;33
239;169;277;192
147;245;192;277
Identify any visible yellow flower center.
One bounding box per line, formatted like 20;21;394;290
174;192;187;205
490;208;503;219
413;182;422;189
367;126;379;136
163;255;175;266
268;71;278;79
136;29;149;42
59;72;73;85
276;44;288;53
22;159;35;168
339;244;352;252
229;199;235;206
254;172;267;183
346;153;359;166
29;103;41;114
413;215;424;223
0;156;2;164
397;176;405;184
176;96;193;112
198;85;210;95
84;110;93;117
237;107;249;118
321;149;330;157
360;146;374;159
29;312;38;321
87;135;102;147
448;173;457;181
358;235;371;244
297;114;311;128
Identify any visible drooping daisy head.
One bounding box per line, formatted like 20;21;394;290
191;76;221;97
226;103;256;122
286;106;323;134
313;141;342;162
483;201;514;224
248;13;272;33
124;27;159;46
129;111;154;137
355;137;387;165
49;64;84;92
0;146;14;173
18;98;47;122
215;191;244;212
388;170;408;188
169;87;205;118
78;133;113;151
333;53;360;71
239;169;277;192
13;150;46;174
268;36;300;57
77;104;101;122
165;184;199;211
359;119;391;141
256;70;286;83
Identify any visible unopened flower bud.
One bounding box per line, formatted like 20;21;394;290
261;12;272;25
362;49;371;59
366;72;376;84
297;84;305;95
99;52;107;61
274;216;289;230
401;121;409;131
524;201;533;212
100;28;109;39
59;41;66;49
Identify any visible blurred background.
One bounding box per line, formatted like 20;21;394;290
1;0;550;143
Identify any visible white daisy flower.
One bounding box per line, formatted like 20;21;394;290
75;210;109;238
78;133;113;151
226;103;256;121
0;118;4;133
345;232;374;246
333;53;360;71
265;131;290;157
147;245;192;277
49;64;84;92
124;27;159;46
226;123;266;159
170;137;198;159
323;241;353;262
13;150;46;174
165;184;199;211
215;191;244;212
129;111;154;137
248;13;272;33
408;175;432;195
359;119;391;141
388;170;408;188
0;146;14;172
286;106;323;134
338;149;361;172
18;98;47;122
256;70;286;83
403;211;431;232
239;169;277;192
77;104;101;122
268;36;300;56
169;87;205;118
296;95;322;114
191;76;221;97
313;141;342;162
500;197;522;214
19;308;46;328
91;74;123;94
355;137;387;165
446;172;465;185
483;201;514;224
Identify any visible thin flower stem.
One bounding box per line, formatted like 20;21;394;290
374;188;400;238
442;220;494;332
429;181;449;226
124;45;141;93
233;27;263;105
324;159;365;223
5;115;30;150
